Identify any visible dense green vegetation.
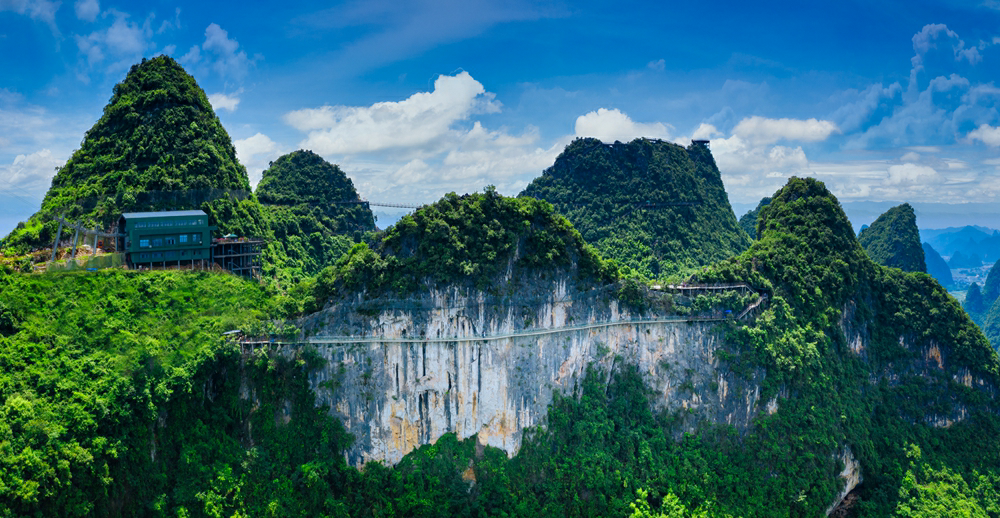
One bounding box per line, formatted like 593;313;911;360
256;150;375;279
314;187;618;301
963;260;1000;350
923;242;953;288
858;203;926;273
983;298;1000;351
0;269;282;515
967;260;1000;350
1;56;267;254
4;176;1000;517
4;54;1000;517
685;177;1000;515
982;259;1000;306
738;196;771;238
520;138;750;278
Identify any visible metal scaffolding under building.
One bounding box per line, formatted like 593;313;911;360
211;238;265;278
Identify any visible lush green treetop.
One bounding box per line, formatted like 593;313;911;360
256;150;375;279
315;187;617;300
858;203;926;273
2;55;265;252
256;150;370;214
519;137;750;278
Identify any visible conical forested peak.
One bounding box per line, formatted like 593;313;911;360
923;242;954;287
967;282;986;315
983;259;1000;305
520;137;750;277
858;203;926;273
2;55;259;252
757;177;857;253
256;150;375;278
256;150;361;206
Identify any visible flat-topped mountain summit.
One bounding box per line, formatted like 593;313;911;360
520;137;750;277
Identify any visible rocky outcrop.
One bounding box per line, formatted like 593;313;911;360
292;279;765;467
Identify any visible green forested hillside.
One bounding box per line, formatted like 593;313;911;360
858;203;926;272
1;56;267;254
983;298;1000;351
314;187;617;301
738;196;771;238
256;150;375;279
968;259;1000;349
983;259;1000;306
690;178;1000;515
519;138;750;278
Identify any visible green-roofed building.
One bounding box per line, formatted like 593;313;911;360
117;210;216;268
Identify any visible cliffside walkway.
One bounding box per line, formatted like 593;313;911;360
304;315;731;345
237;283;768;347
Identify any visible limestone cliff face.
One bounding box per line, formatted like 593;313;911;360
293;279;765;467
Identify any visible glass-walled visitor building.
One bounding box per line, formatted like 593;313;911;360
118;210;216;267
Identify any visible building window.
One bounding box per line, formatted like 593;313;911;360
139;239;150;248
140;253;149;259
181;250;187;257
153;252;162;258
166;237;175;245
179;234;188;243
193;234;201;243
152;238;163;247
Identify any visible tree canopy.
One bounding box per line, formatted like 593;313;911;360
256;150;375;278
315;187;618;302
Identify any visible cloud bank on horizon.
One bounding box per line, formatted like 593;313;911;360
1;0;1000;228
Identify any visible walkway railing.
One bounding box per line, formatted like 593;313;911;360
237;283;769;347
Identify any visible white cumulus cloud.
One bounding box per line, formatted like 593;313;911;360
574;108;672;143
0;149;62;194
967;124;1000;147
286;71;501;155
234;133;281;187
74;9;154;74
283;72;567;204
208;92;240;112
731;116;839;145
886;163;941;185
181;23;256;81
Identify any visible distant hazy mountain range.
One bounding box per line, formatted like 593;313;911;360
920;226;1000;264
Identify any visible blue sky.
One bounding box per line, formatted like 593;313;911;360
2;0;1000;234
